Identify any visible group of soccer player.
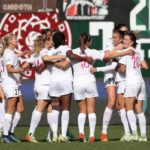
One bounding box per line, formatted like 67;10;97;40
0;23;148;143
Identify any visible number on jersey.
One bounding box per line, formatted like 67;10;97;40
81;61;89;69
132;56;140;69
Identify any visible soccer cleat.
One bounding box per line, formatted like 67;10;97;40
130;133;139;141
46;136;52;142
9;133;21;143
25;134;38;143
120;134;132;142
52;136;58;142
1;135;12;143
78;133;87;142
58;134;70;143
138;136;147;142
89;136;95;143
100;133;108;142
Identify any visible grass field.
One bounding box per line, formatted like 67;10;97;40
1;125;150;150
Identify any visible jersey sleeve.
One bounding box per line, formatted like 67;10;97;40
96;61;118;72
40;49;49;57
3;50;14;65
138;50;144;62
104;38;113;51
62;45;71;55
119;56;127;65
91;49;105;61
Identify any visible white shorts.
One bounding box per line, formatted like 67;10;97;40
124;82;146;101
73;81;98;100
104;78;117;88
117;81;126;94
34;85;50;100
49;80;73;97
2;86;21;99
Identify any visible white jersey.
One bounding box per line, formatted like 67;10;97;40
116;47;144;83
48;45;73;82
0;57;4;83
115;56;126;82
104;40;116;82
34;48;51;86
122;49;144;85
72;47;104;83
104;38;114;51
1;48;20;87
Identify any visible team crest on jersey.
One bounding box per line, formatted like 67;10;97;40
63;0;109;20
0;12;72;78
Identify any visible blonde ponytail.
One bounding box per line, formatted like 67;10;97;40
1;33;14;54
33;35;45;54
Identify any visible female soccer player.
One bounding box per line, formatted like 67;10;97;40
119;32;147;142
90;29;128;142
0;39;5;138
70;33;106;142
25;35;66;143
1;33;29;143
45;31;74;142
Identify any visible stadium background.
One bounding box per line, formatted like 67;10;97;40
0;0;150;125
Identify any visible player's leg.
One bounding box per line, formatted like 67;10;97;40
2;97;17;143
59;93;72;142
0;85;5;137
101;84;116;141
9;95;24;142
77;100;86;142
117;93;130;141
87;97;96;143
2;87;19;143
135;100;147;142
46;102;53;142
26;99;49;143
125;97;138;141
48;97;60;142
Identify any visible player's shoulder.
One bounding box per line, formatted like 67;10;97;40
72;47;80;53
3;48;14;57
58;45;71;51
40;48;48;55
4;48;13;53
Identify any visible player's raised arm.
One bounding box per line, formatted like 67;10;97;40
90;61;118;73
66;50;93;64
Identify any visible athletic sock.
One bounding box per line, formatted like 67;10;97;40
47;112;53;139
137;112;146;137
127;110;137;134
52;110;59;137
10;112;21;133
78;113;86;134
102;107;113;134
61;110;69;136
88;113;96;137
0;99;5;128
119;109;130;135
28;110;42;135
3;113;12;135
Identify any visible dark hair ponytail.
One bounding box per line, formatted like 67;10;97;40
53;32;65;48
79;33;92;46
113;29;125;39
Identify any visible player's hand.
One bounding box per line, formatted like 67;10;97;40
90;67;97;73
85;56;93;64
21;62;29;70
58;55;66;61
